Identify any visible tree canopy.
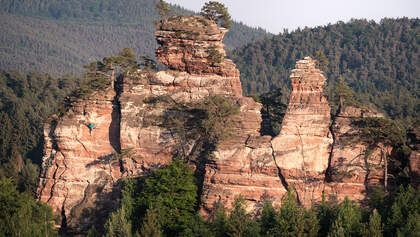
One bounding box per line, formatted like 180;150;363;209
200;1;232;29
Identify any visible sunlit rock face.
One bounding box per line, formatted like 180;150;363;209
37;88;122;233
37;15;247;233
37;15;394;233
270;57;332;206
155;16;239;78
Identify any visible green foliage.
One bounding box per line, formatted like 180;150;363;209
365;209;383;237
200;1;232;29
0;70;81;192
229;18;420;125
207;45;224;65
0;178;58;236
137;159;197;235
316;197;338;237
68;47;139;102
0;0;269;75
139;55;157;71
354;117;406;147
314;50;329;72
328;197;363;237
260;201;276;235
271;190;319;236
182;214;213;237
385;185;420;236
151;95;240;159
140;207;162;237
211;205;229;237
156;0;171;20
259;88;287;136
226;196;261;237
104;207;133;237
331;77;359;113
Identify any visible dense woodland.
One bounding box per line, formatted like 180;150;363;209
97;161;419;237
229;18;420;126
0;1;420;236
0;0;270;75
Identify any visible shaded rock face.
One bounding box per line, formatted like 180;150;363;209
271;57;332;206
38;16;392;233
327;106;388;201
156;16;239;77
200;103;287;214
408;127;420;187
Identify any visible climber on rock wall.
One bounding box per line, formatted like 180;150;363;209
86;123;95;135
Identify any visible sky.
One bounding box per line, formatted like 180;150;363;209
165;0;420;34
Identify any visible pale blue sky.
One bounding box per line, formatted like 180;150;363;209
166;0;420;33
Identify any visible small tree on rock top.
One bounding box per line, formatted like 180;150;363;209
200;1;232;29
156;0;171;20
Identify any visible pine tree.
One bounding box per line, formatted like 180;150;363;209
328;197;363;237
137;159;197;235
200;1;232;28
104;207;133;237
260;200;277;235
156;0;170;20
140;207;162;237
365;209;383;237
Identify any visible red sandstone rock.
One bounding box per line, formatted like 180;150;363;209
37;15;395;233
327;106;389;202
155;16;239;77
271;57;332;206
37;88;122;233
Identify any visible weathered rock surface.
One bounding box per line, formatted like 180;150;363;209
408;126;420;187
37;88;122;233
119;69;243;177
327;106;388;201
156;16;239;77
37;15;395;233
271;57;332;206
200;101;286;215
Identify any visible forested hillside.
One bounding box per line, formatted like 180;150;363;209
0;0;270;75
229;18;420;125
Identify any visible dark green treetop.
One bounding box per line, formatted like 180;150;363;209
156;0;171;20
200;1;232;29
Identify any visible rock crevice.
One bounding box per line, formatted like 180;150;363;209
37;15;394;232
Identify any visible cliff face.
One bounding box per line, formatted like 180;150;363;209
327;106;388;201
37;88;122;232
408;127;420;187
38;15;392;232
155;16;239;78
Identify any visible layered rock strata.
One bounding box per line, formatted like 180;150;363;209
271;57;333;206
327;106;388;201
37;15;394;232
37;15;248;232
37;88;122;232
155;16;239;77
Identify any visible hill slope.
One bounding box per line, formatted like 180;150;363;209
229;18;420;124
0;0;270;75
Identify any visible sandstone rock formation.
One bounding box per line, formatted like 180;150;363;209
38;15;393;233
271;57;332;206
37;15;247;233
155;16;239;77
408;126;420;187
37;88;122;232
327;106;388;201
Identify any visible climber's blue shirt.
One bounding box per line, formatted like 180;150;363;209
88;124;94;129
